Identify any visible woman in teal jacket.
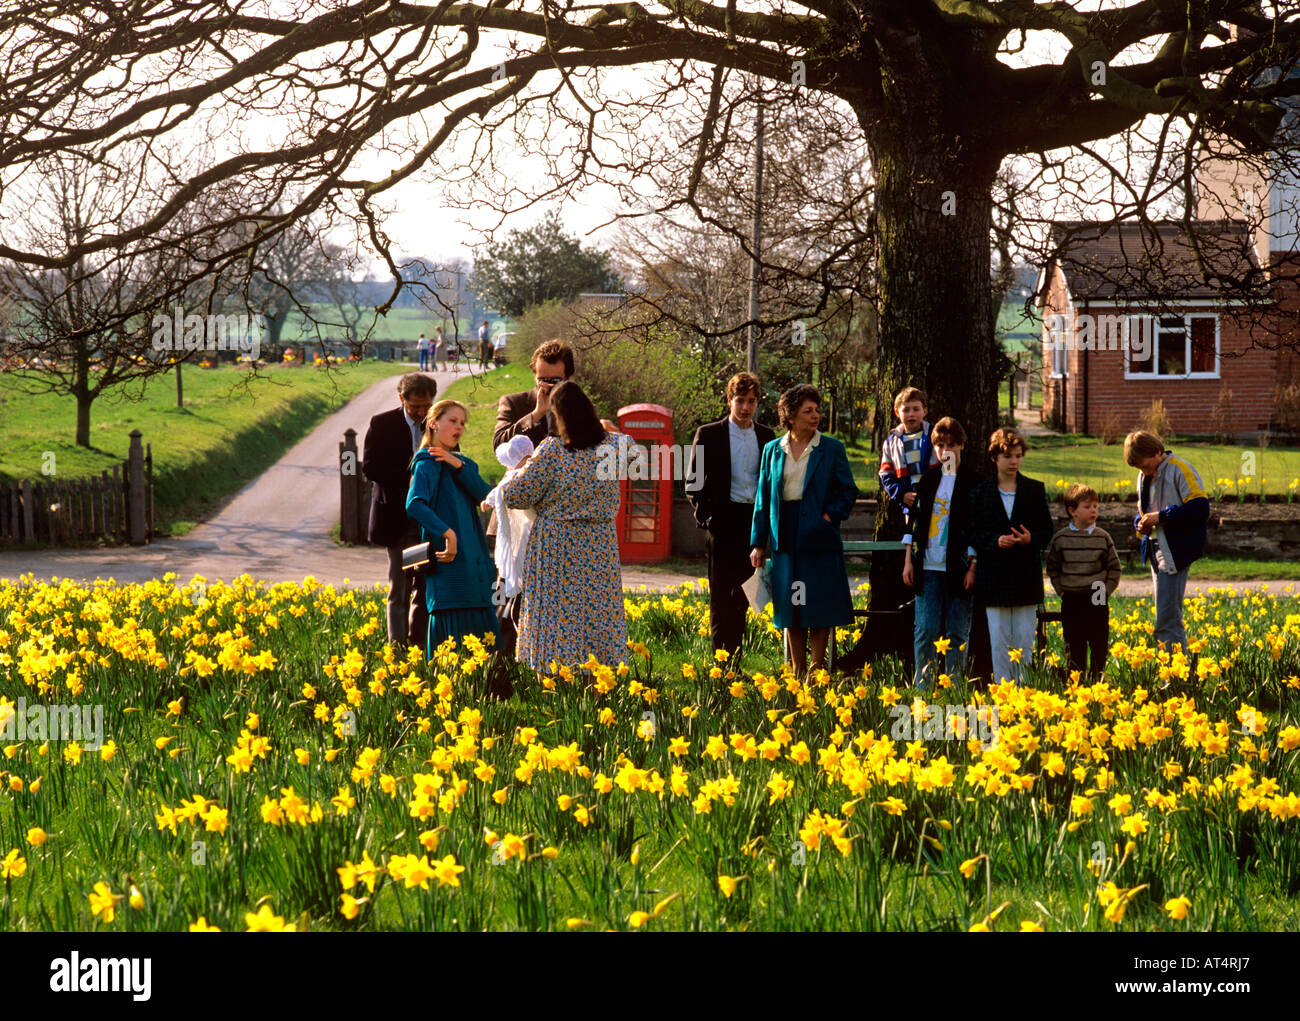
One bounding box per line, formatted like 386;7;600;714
405;399;500;659
750;384;859;677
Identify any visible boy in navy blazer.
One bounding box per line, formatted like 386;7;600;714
686;372;776;661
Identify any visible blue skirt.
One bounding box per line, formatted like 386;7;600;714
428;607;501;660
771;499;854;630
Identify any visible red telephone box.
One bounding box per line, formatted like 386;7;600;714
615;403;674;563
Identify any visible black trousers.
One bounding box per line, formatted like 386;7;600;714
387;518;429;647
707;500;758;658
1061;590;1109;679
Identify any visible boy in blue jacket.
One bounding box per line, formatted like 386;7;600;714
1125;430;1209;658
879;386;938;528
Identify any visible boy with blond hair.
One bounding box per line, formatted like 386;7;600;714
879;386;939;526
1125;430;1208;658
1047;483;1121;681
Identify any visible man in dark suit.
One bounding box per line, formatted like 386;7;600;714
362;373;436;647
686;372;775;662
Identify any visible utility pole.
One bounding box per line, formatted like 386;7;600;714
746;95;764;376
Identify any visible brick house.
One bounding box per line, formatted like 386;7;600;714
1038;90;1300;438
1034;219;1293;436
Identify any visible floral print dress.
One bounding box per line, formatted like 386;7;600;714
500;434;627;670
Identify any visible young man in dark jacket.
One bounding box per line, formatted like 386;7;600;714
902;417;978;687
686;372;776;662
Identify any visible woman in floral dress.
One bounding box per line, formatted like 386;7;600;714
501;381;627;671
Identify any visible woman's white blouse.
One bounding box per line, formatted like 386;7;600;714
779;430;821;501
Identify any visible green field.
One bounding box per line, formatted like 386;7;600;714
0;362;401;533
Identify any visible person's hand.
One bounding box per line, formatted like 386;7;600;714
750;546;766;570
902;492;916;507
429;446;463;470
1011;524;1032;545
435;529;457;563
902;560;914;588
599;417;621;434
964;565;976;591
479;500;491;512
822;512;832;524
996;533;1018;548
532;381;555;421
1138;511;1160;535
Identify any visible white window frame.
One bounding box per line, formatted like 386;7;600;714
1123;311;1220;380
1044;299;1071;380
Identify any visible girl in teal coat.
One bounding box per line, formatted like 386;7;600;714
405;399;500;659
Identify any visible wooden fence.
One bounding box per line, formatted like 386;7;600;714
0;429;154;545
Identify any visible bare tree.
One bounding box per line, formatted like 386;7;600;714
0;154;215;445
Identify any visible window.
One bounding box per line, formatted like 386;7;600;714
1125;313;1218;378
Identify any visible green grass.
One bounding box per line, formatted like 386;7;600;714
279;307;516;346
1027;441;1300;501
0;361;402;532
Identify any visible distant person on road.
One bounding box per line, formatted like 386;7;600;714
434;326;449;372
361;373;437;648
478;321;492;369
493;329;508;366
405;400;504;689
416;332;430;371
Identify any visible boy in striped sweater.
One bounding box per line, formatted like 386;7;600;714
1046;484;1121;681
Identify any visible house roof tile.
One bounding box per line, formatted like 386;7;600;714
1046;219;1265;301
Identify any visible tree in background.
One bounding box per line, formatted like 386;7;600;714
472;212;623;319
0;154;213;446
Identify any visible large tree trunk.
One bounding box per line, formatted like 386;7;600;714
73;335;92;447
847;100;1004;671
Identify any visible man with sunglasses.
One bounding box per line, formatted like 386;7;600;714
493;338;618;449
362;373;437;647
